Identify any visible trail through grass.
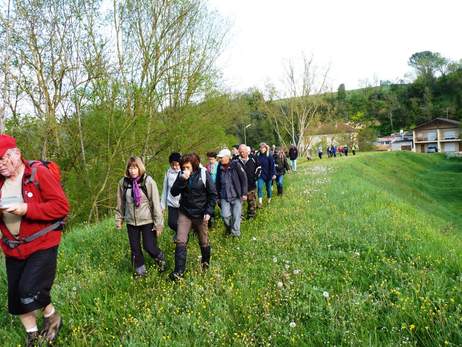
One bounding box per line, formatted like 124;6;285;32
0;152;461;346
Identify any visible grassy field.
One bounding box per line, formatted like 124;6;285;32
1;151;461;346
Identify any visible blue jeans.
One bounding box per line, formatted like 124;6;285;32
257;178;273;199
290;159;297;171
276;175;284;188
220;198;242;236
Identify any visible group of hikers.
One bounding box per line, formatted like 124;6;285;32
115;142;298;282
0;134;299;346
315;143;358;159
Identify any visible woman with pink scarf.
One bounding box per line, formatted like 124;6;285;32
115;157;166;278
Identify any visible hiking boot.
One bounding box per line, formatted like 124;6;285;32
155;253;167;273
169;245;187;281
26;331;39;347
134;265;147;278
200;246;211;272
277;186;283;196
41;311;62;344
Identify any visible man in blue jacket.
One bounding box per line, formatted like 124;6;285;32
257;143;276;208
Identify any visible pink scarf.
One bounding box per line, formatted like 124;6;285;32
131;177;142;207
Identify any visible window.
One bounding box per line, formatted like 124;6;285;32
444;130;456;140
427;132;437;141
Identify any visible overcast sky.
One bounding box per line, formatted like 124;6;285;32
208;0;462;93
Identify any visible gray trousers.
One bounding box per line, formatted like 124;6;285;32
220;198;242;236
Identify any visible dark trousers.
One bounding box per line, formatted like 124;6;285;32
127;223;162;268
6;246;58;315
246;189;257;218
167;206;179;232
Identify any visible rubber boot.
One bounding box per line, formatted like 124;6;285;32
169;245;187;281
200;246;211;271
277;185;282;196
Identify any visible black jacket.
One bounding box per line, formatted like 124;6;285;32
237;156;259;191
289;147;298;160
171;169;217;219
275;156;290;176
216;161;248;199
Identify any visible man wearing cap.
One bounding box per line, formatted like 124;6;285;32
215;148;247;237
0;135;69;346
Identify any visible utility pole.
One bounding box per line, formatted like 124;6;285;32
244;123;252;145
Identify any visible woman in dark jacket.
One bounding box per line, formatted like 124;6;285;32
256;142;276;208
169;153;217;280
274;148;291;195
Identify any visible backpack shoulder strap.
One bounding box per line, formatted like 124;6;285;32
200;168;207;187
141;176;151;200
26;160;43;189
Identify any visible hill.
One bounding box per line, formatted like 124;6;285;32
1;152;461;346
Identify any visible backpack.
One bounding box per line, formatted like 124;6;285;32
27;160;63;188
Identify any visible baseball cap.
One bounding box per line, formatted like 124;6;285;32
0;135;17;158
217;148;231;158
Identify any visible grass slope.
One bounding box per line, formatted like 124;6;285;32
1;152;461;346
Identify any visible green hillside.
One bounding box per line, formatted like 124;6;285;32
1;152;461;346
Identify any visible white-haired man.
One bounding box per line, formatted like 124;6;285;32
238;144;259;219
215;148;247;236
0;135;69;346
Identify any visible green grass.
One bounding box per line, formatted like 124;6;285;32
1;151;461;346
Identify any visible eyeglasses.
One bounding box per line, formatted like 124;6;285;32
0;154;11;165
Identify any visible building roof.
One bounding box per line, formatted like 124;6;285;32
413;117;461;130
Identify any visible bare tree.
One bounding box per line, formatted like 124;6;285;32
265;54;330;155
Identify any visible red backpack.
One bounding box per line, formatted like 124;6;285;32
27;160;63;187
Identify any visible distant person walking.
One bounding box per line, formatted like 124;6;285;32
238;145;259;219
116;157;167;278
169;153;217;280
318;146;323;159
160;152;182;241
216;149;247;237
352;144;358;155
0;135;69;346
257;143;276;208
274;148;291;196
344;145;349;156
288;145;298;172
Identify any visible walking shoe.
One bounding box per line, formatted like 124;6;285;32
168;271;184;281
134;265;147;278
26;331;39;347
257;202;262;209
41;311;62;344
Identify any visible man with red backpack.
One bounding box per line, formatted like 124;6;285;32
0;135;69;346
